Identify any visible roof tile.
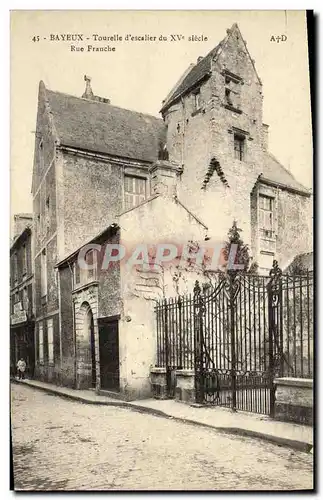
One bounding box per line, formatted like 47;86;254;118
46;88;166;163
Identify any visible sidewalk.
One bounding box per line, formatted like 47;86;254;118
12;378;313;453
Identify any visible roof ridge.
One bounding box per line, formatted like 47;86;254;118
161;24;250;112
267;151;310;191
230;23;262;86
46;87;163;122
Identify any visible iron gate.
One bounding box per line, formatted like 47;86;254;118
155;261;313;416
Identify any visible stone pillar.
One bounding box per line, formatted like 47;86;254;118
150;160;180;197
150;367;168;399
274;377;313;425
175;369;196;403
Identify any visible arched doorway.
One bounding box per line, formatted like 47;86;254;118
82;303;96;388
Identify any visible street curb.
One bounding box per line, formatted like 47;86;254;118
12;380;313;454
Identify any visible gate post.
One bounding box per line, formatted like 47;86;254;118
229;273;237;412
194;281;204;404
268;260;282;417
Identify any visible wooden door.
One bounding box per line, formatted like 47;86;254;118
99;318;120;391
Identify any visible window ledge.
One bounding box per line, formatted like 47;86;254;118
224;104;242;114
260;250;275;256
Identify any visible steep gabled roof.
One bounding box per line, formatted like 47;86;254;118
260;153;311;195
160;40;226;113
45;85;166;163
161;23;261;113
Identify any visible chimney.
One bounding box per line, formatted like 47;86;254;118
262;123;269;150
82;75;110;103
82;75;94;99
13;214;32;238
197;56;203;63
150;160;180;197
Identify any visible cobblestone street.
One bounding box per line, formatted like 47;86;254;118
11;384;313;491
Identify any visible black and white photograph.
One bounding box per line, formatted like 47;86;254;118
9;9;314;491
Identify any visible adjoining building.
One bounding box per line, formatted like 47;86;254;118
10;214;35;378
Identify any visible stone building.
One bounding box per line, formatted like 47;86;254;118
30;23;312;394
161;23;312;273
31;76;165;383
10;214;35;377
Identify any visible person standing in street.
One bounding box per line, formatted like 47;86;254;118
17;358;26;380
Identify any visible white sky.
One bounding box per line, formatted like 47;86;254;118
10;10;313;220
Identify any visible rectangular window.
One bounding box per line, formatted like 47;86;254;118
22;287;28;311
234;134;245;161
225;88;233;106
224;73;241;110
13;252;18;283
259;195;274;238
47;318;54;364
124;176;146;211
41;249;47;298
22;244;27;275
85;249;97;282
193;89;201;111
74;260;81;287
38;322;44;364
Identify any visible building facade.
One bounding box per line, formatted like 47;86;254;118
30;24;313;395
32;76;165;384
10;215;35;378
161;23;312;273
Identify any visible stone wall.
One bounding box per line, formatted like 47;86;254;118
118;194;207;399
274;377;313;426
32;83;61;383
62;152;123;258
